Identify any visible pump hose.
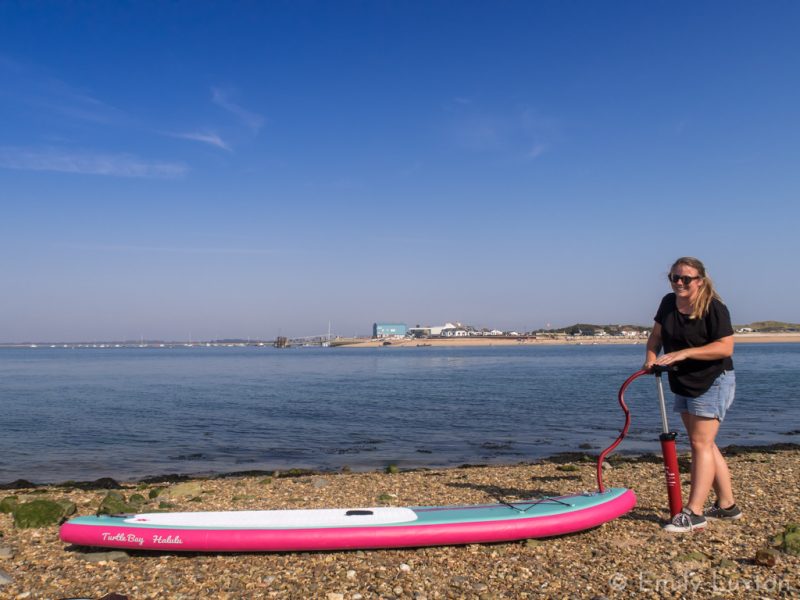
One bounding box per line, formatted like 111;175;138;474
596;368;649;492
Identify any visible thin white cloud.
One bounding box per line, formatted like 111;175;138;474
40;79;128;125
0;57;128;125
0;146;187;178
168;131;232;151
450;105;559;160
528;143;547;160
211;87;264;131
453;115;503;151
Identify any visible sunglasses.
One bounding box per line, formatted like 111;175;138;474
668;274;702;285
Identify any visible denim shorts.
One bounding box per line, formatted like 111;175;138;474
673;370;736;422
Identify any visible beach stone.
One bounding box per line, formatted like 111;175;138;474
0;497;18;514
754;548;779;566
97;492;140;515
11;499;67;528
0;567;12;585
674;551;710;563
716;558;737;569
56;499;77;517
91;477;123;489
65;477;123;491
0;480;37;490
326;594;344;600
167;481;203;497
525;538;542;547
79;550;130;563
346;569;356;579
0;546;14;559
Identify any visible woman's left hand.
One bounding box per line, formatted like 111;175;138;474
654;349;691;366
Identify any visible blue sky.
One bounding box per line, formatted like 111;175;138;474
2;2;799;341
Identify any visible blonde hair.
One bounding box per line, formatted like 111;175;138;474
670;256;721;319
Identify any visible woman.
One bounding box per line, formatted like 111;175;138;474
644;257;740;533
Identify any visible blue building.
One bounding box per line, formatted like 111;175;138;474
373;323;408;338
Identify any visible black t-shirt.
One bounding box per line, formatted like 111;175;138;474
654;293;734;398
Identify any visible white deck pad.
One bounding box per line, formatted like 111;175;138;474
124;507;419;529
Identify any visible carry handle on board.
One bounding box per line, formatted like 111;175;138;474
597;365;683;518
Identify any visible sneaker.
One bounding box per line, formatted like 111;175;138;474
663;508;707;533
704;502;743;520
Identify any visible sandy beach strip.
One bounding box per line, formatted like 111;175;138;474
335;333;800;348
1;446;797;598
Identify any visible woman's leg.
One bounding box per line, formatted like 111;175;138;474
711;443;735;508
681;413;722;515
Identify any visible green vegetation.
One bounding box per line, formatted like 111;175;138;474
773;523;800;556
738;321;800;332
97;491;145;515
0;496;19;513
12;499;73;528
556;464;580;472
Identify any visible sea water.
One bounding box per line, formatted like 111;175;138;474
0;343;797;483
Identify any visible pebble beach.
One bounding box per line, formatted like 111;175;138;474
1;446;798;599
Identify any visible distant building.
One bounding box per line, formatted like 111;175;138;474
441;327;469;337
427;322;453;336
408;326;432;338
373;323;408;338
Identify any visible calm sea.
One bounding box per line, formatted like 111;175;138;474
1;343;797;484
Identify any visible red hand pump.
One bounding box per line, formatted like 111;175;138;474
597;366;683;518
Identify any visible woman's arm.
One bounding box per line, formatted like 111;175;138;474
644;322;662;369
654;335;734;366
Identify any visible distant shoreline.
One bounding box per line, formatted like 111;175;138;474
336;332;800;348
1;332;797;349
